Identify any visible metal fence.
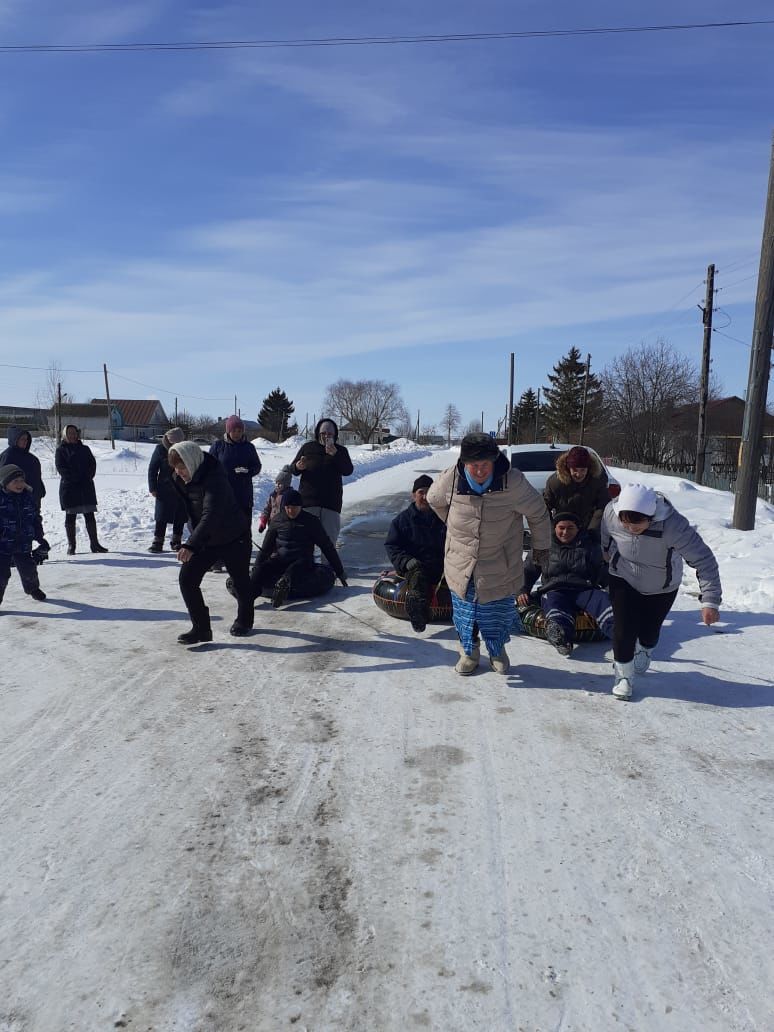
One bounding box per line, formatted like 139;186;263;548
617;462;774;504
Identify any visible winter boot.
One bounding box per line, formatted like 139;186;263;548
545;618;572;656
170;536;182;551
612;660;636;700
85;513;108;553
405;590;429;633
65;514;77;555
455;641;480;676
148;539;164;553
633;642;654;675
271;576;290;609
177;626;213;645
488;647;510;675
29;588;47;601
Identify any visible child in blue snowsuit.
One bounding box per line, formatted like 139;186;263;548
0;464;47;604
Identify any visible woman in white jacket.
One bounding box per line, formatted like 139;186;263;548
601;483;721;700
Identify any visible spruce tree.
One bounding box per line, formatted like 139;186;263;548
511;388;539;443
541;347;602;441
258;388;298;442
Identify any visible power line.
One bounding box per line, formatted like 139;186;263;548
0;361;233;403
716;272;759;292
1;19;773;55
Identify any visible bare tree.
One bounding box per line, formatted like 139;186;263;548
599;339;701;466
35;360;74;448
440;403;461;448
418;423;438;445
322;379;408;444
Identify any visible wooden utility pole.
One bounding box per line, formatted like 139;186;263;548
695;264;716;485
733;137;774;530
103;364;115;450
507;353;515;446
579;352;591;445
534;389;541;443
56;382;62;440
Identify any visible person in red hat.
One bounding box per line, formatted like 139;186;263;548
209;416;262;520
543;445;610;535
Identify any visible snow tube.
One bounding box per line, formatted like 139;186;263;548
515;603;604;642
372;572;453;624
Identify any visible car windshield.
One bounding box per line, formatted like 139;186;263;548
510;450;563;472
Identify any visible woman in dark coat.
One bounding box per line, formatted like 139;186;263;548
169;441;254;643
147;427;187;552
543;446;610;534
209;416;262;518
54;424;107;555
289;418;353;549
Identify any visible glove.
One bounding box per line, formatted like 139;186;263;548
532;549;550;569
405;558;420;571
38;538;51;552
258;516;267;533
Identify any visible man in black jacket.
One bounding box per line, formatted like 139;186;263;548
169;442;254;643
250;489;347;609
517;511;613;656
290;418;353;551
384;474;446;633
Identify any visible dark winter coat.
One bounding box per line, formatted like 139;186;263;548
543;450;610;531
55;439;98;511
385;502;446;580
0;427;46;506
209;436;262;513
520;529;607;597
148;443;187;525
0;483;38;557
257;509;345;580
172;452;250;552
290;419;353;513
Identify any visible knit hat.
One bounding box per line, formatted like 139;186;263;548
164;426;185;446
283;488;303;507
225;415;244;435
412;474;433;493
275;466;293;488
460;432;500;462
169;441;205;478
0;463;25;488
617;483;657;517
553;511;582;526
565;446;591;469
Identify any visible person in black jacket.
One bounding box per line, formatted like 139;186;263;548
147;427;187;552
384;474;446;632
209;416;262;518
517;511;613;656
54;425;107;555
169;442;254;643
0;427;50;561
543;446;610;537
0;464;47;604
250;489;347;609
290;418;353;551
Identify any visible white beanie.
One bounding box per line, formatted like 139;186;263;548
618;483;657;516
169;441;205;478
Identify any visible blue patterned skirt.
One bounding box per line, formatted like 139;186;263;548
451;579;515;657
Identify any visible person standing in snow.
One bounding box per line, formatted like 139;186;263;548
0;465;47;605
257;466;293;533
543;445;610;536
0;427;50;561
427;432;551;675
601;483;721;700
209;416;262;520
147;427;188;552
169;441;254;643
290;418;353;550
517;512;613;656
54;425;108;555
384;474;446;633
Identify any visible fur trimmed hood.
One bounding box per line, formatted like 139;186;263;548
554;448;603;485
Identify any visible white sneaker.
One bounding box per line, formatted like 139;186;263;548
455;642;480;676
612;660;635;700
633;643;653;674
489;648;510;674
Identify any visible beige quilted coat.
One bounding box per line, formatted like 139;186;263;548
427;453;551;603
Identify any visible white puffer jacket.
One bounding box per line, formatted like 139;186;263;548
427;452;551;603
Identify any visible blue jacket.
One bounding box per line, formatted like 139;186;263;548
0;484;38;557
209;436;262;514
0;427;46;506
385;502;446;579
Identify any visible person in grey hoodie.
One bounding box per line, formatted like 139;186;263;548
601;482;721;700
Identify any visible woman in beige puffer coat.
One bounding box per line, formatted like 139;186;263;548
427;433;551;676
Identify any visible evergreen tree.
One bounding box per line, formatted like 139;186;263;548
258;388;297;442
510;388;539;443
541;347;602;441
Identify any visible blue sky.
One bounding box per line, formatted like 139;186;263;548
1;1;773;434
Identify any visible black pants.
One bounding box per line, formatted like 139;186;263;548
154;519;185;542
179;534;253;630
607;573;678;663
250;556;335;600
0;553;40;601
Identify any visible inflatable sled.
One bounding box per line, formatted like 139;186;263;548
372;571;453;624
515;602;604;642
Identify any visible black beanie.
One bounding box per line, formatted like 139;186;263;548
553;511;582;526
460;432;499;462
0;463;25;488
283;488;303;507
412;474;433;493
